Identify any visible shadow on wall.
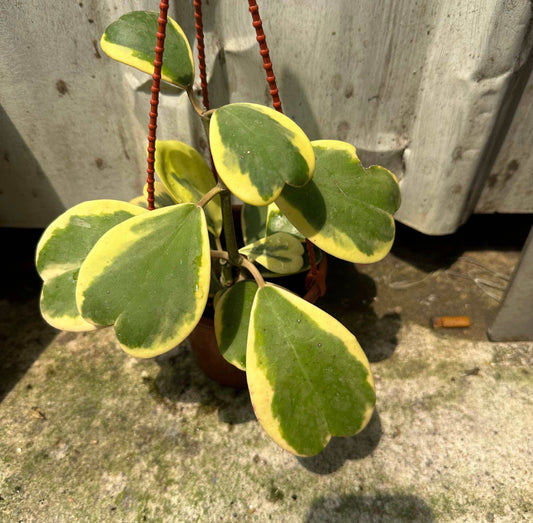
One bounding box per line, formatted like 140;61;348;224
0;228;58;403
280;67;323;141
298;409;382;474
0;105;64;228
305;493;434;522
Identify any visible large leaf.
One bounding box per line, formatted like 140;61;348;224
210;103;315;206
241;204;268;245
277;140;401;263
36;200;145;331
100;11;194;88
214;280;258;370
155;140;222;237
239;233;304;275
247;284;376;456
129;181;176;209
76;204;210;358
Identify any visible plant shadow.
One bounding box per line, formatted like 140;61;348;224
153;344;256;426
297;409;382;474
305;493;434;522
0;228;58;404
318;257;402;363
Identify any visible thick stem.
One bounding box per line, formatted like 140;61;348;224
210;251;265;288
197;104;241;267
219;186;241;266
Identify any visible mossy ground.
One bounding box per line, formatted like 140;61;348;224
1;219;531;522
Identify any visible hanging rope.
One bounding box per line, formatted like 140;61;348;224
146;0;169;210
247;0;326;298
193;0;210;110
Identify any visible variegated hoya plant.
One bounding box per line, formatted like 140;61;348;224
35;11;401;457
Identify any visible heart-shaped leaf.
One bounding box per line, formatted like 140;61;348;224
100;11;194;88
277;140;401;263
36;200;145;331
76;203;210;358
258;245;323;279
130;181;176;209
239;233;304;275
214;280;258;370
210;103;315;206
155;140;222;237
247;284;376;456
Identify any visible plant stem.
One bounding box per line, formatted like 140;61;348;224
196;185;223;208
218;185;242;266
186;86;210;120
186;83;241;269
210;251;265;288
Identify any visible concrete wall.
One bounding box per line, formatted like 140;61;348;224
1;0;532;232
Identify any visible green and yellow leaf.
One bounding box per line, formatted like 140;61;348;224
129;181;176;209
76;203;210;358
277;140;401;263
258;244;323;279
100;11;194;88
36;200;146;331
247;284;375;456
214;280;258;370
155;140;222;237
210;103;315;205
239;233;304;275
241;204;268;245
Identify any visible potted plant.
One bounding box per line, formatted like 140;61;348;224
35;8;400;457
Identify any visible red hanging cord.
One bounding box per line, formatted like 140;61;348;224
194;0;218;182
247;0;326;298
146;1;169;210
247;0;282;111
194;0;210;110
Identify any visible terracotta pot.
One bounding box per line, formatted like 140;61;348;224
189;316;248;389
188;255;328;389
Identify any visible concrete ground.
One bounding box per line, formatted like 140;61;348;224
0;216;531;522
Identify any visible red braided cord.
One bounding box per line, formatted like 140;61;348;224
146;1;169;210
247;0;325;297
247;0;282;112
193;0;218;181
193;0;210;110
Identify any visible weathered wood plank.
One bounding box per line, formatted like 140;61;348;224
476;69;533;214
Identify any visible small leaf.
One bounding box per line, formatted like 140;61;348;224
258;246;322;279
100;11;194;88
130;182;176;209
277;140;401;263
266;204;304;240
241;204;268;245
76;204;210;358
36;200;145;331
214;280;258;370
210;103;315;205
247;284;376;456
239;233;304;275
155;140;222;237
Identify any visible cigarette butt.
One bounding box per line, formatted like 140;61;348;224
432;316;471;328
